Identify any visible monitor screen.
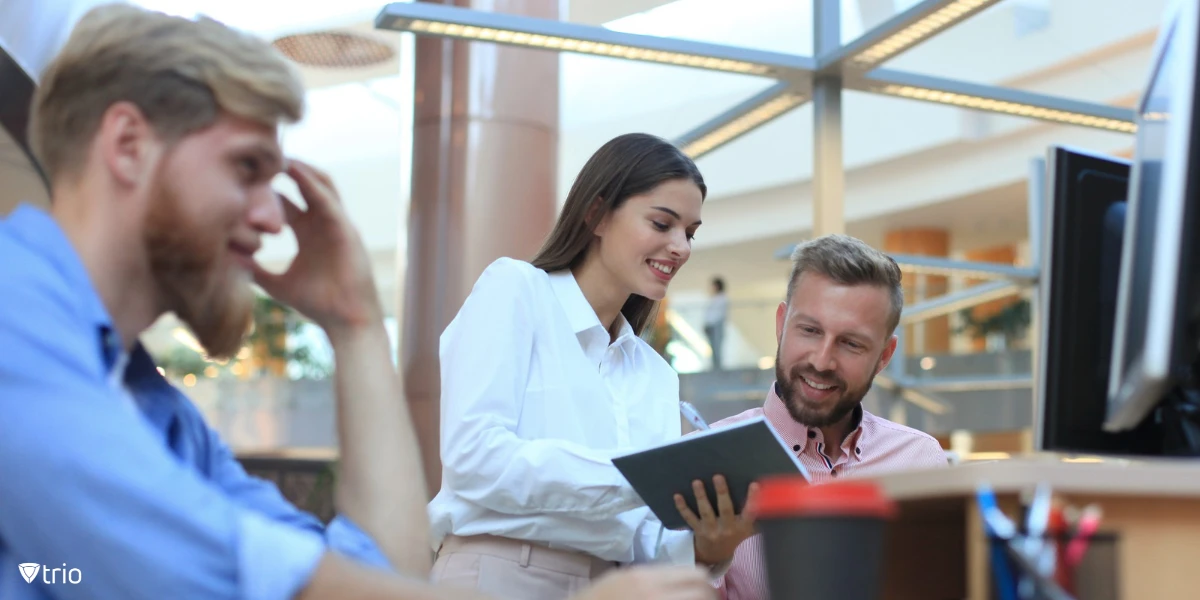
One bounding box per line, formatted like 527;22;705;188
1038;147;1160;455
1107;0;1200;431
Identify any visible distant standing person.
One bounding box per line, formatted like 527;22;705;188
705;277;728;370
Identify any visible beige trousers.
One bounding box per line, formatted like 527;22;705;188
432;534;619;600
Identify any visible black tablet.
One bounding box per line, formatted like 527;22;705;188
612;417;811;530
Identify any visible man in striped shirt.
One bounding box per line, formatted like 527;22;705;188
711;235;949;600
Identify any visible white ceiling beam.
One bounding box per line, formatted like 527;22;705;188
376;2;815;79
673;82;810;159
821;0;1005;72
850;68;1137;133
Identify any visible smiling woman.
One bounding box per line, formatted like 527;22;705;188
429;133;757;599
530;134;705;332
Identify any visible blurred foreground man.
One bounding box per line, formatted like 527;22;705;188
709;235;949;600
0;5;715;600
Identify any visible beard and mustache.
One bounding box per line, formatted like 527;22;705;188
143;173;255;360
774;347;881;428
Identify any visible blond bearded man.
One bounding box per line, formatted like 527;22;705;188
0;5;716;600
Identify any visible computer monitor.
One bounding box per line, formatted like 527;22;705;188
1106;0;1200;451
1037;147;1161;455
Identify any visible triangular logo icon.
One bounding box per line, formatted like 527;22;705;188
18;563;40;584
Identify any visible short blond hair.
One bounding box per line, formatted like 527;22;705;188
30;4;304;182
786;234;905;337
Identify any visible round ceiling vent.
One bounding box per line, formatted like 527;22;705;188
273;31;395;69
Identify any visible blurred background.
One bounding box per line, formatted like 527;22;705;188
0;0;1155;463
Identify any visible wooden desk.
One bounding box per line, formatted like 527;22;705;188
866;455;1200;600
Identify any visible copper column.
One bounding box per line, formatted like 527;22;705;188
403;0;561;496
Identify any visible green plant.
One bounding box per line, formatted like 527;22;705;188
248;294;334;378
156;345;210;379
153;293;333;379
957;298;1031;341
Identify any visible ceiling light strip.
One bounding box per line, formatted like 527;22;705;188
881;84;1137;132
376;3;814;78
855;69;1137;133
846;0;1003;69
675;83;809;158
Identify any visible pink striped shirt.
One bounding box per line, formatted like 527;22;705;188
711;384;949;600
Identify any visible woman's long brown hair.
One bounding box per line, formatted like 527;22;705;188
530;133;706;335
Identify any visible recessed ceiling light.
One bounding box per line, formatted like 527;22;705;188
273;31;394;69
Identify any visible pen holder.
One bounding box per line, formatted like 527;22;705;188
988;533;1120;600
756;477;897;600
1071;533;1119;600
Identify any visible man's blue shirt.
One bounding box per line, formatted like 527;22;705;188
0;205;391;599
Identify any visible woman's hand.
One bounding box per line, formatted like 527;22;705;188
674;475;760;567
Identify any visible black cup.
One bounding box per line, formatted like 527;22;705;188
755;477;896;600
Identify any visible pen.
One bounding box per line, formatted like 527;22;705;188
977;484;1017;539
1025;483;1052;564
679;401;710;431
1049;506;1071;592
1065;504;1102;568
977;484;1018;600
1018;483;1052;599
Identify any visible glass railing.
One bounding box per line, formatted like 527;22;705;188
660;282;1034;375
677;348;1035;439
148;289;1034;451
659;297;781;374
